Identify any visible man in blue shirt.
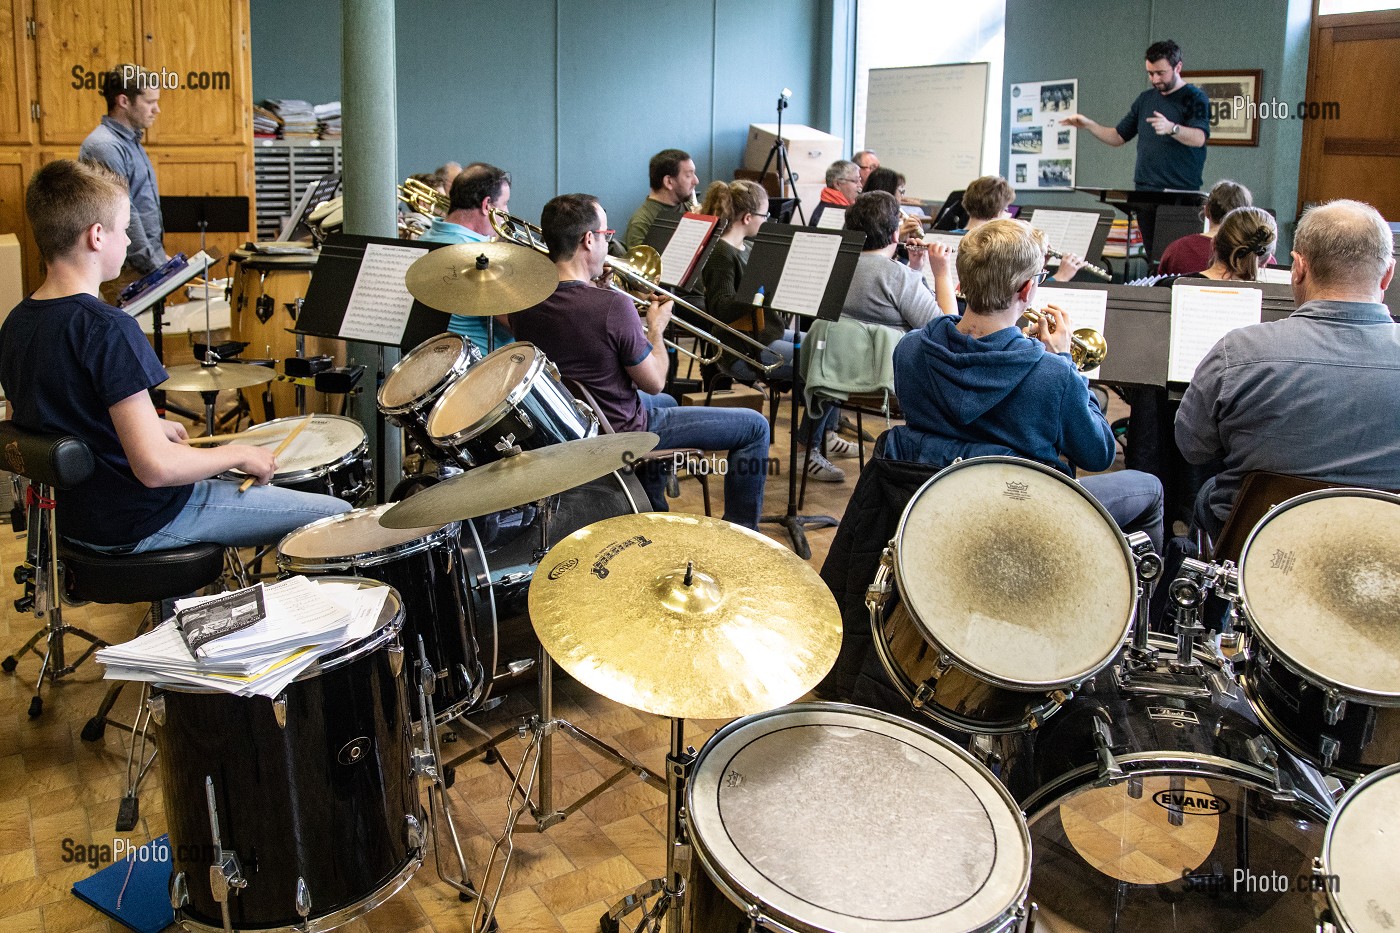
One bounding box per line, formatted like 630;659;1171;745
1063;39;1210;192
79;64;168;305
415;163;514;352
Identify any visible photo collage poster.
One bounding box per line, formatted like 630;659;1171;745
1009;79;1078;190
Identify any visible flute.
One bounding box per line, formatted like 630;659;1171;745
1046;247;1112;282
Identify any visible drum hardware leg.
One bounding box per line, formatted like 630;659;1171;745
117;683;154;832
1317;735;1340;772
295;876;312;922
203;775;248;933
1091;711;1124;783
1021;900;1039;933
1166;774;1187;827
1126;775;1143;799
1126;532;1162;662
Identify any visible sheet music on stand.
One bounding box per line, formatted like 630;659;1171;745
739;223;864;321
338;242;427;345
643;211;721;290
814;207;846;230
1027;208;1100;262
1167;282;1263;383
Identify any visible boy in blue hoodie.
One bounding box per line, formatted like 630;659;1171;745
885;219;1163;551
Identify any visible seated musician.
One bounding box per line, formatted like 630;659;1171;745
509;194;771;529
1155;205;1275;284
808;160;861;228
0;161;350;554
1155;179;1252;276
960;175;1088;281
884;219;1164;551
842;191;955;327
416;162;514;350
1175;199;1400;540
862;168;932;264
622;149;700;252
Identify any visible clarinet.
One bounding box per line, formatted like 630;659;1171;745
1046;247;1112;281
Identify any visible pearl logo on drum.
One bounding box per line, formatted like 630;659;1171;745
1152;789;1230;816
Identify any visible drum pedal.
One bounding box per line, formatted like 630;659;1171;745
116;795;139;832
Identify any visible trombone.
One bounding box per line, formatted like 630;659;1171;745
1022;308;1107;372
489;209;783;375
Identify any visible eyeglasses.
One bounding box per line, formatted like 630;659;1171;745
1020;270;1050;289
839;176;861;185
751;212;770;220
588;228;615;243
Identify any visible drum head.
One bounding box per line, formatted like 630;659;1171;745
278;504;447;563
1324;763;1400;932
428;343;541;440
1240;490;1400;701
380;334;471;410
232;415;366;478
895;458;1135;689
687;704;1029;933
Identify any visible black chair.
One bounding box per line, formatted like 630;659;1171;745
0;422;225;728
1150;204;1208;269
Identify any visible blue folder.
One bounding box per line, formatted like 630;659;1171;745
70;834;174;933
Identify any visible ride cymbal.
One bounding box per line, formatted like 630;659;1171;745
529;513;841;720
405;241;557;317
160;362;277;393
378;432;659;528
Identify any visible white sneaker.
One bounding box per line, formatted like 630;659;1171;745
824;431;860;459
801;449;846;482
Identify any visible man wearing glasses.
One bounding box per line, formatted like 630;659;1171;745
811;160;862;228
510;194;771;530
883;219;1163;549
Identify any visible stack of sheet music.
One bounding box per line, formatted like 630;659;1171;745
262;99;318;139
95;577;389;698
314;101;341;139
252;104;281;139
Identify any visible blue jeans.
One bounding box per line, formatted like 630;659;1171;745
726;338;838;441
124;480;353;553
643;404;771;528
1081;469;1165;553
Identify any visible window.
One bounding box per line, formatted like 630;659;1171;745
1318;0;1400;13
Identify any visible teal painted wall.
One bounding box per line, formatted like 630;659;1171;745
250;0;842;227
1002;0;1312;250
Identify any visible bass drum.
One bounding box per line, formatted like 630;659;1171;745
154;580;420;931
461;469;647;702
1001;638;1334;933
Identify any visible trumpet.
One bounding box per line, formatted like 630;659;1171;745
1022;308;1108;372
398;177;449;217
1046;247;1112;282
490;210;783;375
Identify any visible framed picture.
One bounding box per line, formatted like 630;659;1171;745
1183;69;1263;146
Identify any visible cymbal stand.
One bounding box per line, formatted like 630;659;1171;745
410;639;478;902
602;717;691;933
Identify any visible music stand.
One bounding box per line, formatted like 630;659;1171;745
738;223;864;558
930;190;967;231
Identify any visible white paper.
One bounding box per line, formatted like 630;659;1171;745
658;216;713;287
1257;266;1291;285
1168;283;1263;383
920;232;964;290
1035;286;1108;379
339;243;427;344
772;232;843;318
1030;209;1099;261
815;207;846;230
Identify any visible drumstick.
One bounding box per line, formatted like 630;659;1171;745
238;414;313;493
187;427;294;445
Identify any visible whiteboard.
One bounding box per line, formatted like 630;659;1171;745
863;63;989;203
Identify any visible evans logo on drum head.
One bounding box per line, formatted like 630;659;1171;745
548;558;578;580
1152;789;1230;816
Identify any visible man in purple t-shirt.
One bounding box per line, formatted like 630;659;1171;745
510;194;770;528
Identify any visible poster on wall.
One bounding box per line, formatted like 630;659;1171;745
1008;79;1078;190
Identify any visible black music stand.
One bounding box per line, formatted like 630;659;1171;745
738;223;864;558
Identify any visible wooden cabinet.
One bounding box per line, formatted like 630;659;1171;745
149;146;250;262
140;0;250;145
33;0;142;146
0;149;40;290
0;0;35;144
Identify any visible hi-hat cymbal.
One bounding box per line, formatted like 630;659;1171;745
406;241;557;317
529;513;841;720
378;432;659;529
160;362;277;393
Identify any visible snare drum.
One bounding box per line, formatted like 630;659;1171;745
870;457;1136;733
277;504;482;722
225;414;372;503
154;579;421;931
686;703;1031;933
378;333;481;460
229;248;344;416
1237;489;1400;778
1001;637;1334;933
427;343;597;469
1318;763;1400;932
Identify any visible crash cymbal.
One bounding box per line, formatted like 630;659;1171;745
529;513;841;720
405;240;557;317
378;432;659;529
160;362;277;393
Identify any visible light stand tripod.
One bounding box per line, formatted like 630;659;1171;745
756;89;806;226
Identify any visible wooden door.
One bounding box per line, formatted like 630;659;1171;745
32;0;142;146
1298;8;1400;218
140;0;250;146
0;0;36;144
0;149;41;294
147;146;251;273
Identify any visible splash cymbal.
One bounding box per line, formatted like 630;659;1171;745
405;240;557;317
529;513;841;720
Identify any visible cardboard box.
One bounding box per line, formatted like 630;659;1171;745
743;123;843;218
0;234;23;327
681;384;766;414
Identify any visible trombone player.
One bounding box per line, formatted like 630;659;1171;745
509;194;770;530
417;162;514;348
883;218;1164;551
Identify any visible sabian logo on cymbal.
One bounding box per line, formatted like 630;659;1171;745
1003;481;1030;500
548;558;578;580
591;535;653;580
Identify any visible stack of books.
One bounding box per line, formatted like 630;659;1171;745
261;100;318;140
1102;218;1145;257
314;101;341;139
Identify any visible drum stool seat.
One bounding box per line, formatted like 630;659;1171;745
61;540;224;606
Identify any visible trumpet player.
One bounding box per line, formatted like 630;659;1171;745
884;219;1164;551
510;194;770;530
622;148;701;251
417;163;514;348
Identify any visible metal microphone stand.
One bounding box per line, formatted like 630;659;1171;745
756;90;806;225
